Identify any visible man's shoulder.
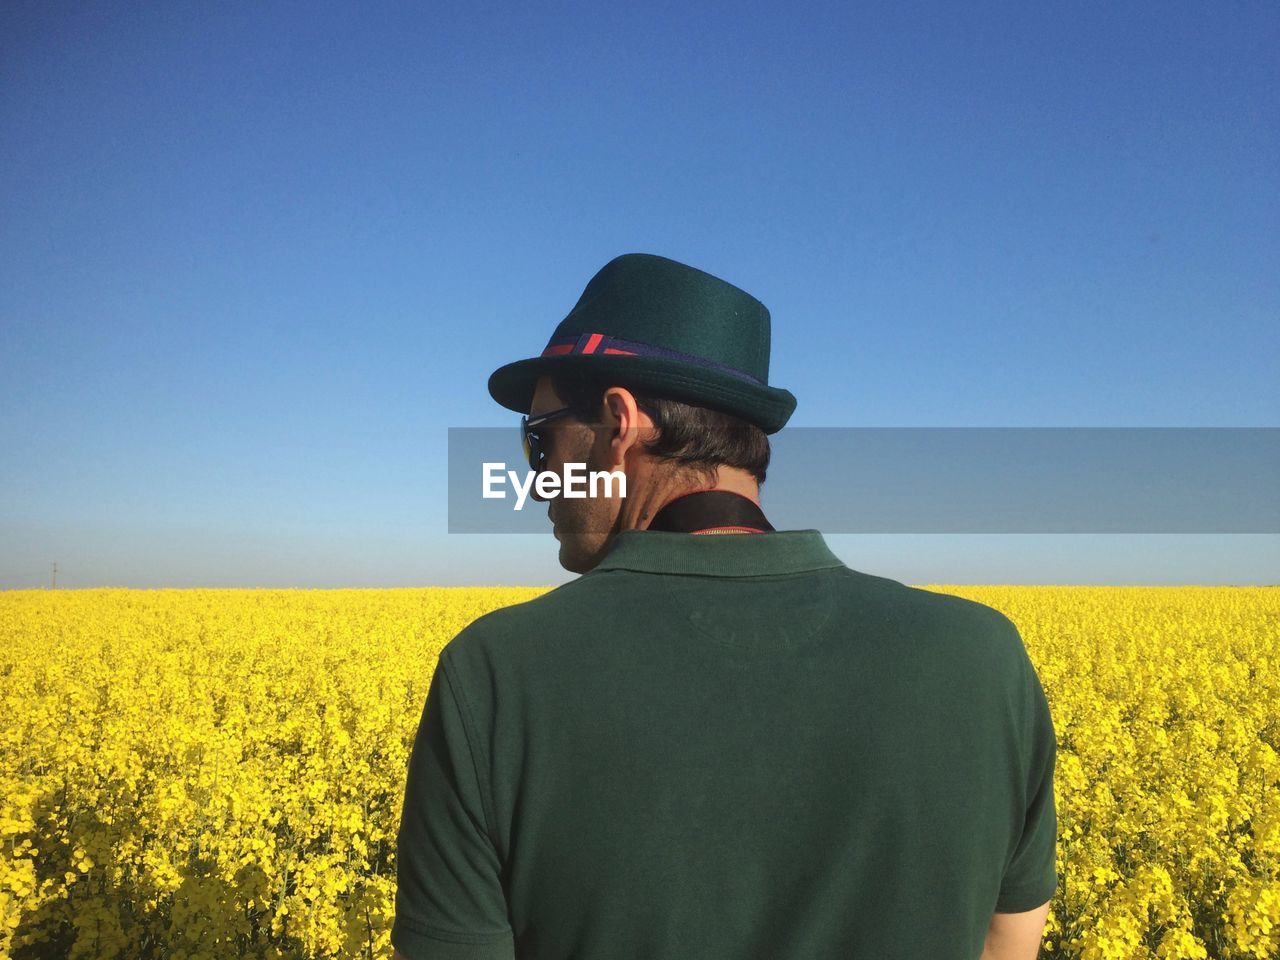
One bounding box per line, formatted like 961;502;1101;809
837;566;1014;625
902;582;1022;639
839;569;1029;664
439;573;618;664
440;567;1029;679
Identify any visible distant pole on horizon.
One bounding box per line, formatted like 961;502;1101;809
51;562;57;589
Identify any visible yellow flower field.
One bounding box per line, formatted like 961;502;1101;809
1;586;1277;959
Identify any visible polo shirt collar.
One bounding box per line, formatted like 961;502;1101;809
591;528;845;578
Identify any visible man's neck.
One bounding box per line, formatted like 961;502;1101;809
620;467;761;532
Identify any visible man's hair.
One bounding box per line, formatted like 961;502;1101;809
549;374;771;484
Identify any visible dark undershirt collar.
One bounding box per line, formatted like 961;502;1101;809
644;489;775;535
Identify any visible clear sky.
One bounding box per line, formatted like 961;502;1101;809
2;1;1276;588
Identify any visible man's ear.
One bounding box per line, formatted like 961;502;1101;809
601;387;644;471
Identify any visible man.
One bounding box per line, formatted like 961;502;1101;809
392;253;1057;959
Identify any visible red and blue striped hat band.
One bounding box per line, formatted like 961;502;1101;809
540;331;766;386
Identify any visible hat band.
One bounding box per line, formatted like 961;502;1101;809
539;331;765;386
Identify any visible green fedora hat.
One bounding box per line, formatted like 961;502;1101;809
487;253;797;434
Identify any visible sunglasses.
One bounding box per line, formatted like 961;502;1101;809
520;405;580;471
520;399;657;471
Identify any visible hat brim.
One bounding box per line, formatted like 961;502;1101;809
488;354;796;434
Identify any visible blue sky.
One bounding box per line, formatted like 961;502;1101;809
1;0;1276;588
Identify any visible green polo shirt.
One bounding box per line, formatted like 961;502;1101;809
393;529;1058;960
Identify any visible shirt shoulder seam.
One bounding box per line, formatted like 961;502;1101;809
395;911;514;944
439;650;503;855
